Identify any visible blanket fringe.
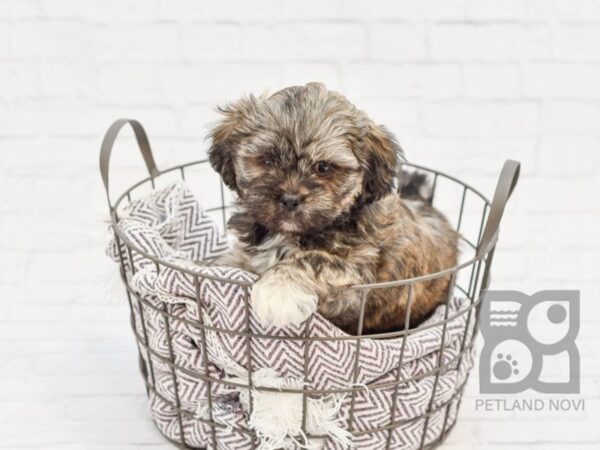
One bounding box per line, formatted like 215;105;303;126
230;368;352;450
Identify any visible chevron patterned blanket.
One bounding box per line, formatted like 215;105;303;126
107;182;475;450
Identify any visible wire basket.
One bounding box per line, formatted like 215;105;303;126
100;119;520;450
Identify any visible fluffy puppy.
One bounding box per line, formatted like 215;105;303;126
208;83;458;334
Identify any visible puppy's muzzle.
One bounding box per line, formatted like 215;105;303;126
280;194;302;211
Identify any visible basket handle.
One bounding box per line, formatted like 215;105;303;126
476;159;520;258
99;119;159;209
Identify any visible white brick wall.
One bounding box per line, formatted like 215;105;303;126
0;0;598;448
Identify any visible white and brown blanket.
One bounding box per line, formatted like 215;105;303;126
107;182;475;450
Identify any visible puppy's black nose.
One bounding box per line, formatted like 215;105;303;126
280;194;301;211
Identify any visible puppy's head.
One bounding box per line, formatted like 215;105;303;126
208;82;403;234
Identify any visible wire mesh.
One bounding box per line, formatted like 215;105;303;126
101;120;518;450
110;161;488;449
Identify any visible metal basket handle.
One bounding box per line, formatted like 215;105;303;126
99;118;159;209
476;159;520;258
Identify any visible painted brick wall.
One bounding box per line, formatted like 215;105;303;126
0;0;598;448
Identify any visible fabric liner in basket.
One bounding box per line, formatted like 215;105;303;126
107;181;476;450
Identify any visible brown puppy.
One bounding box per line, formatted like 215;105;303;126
208;83;458;334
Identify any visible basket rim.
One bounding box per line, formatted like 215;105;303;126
109;160;492;289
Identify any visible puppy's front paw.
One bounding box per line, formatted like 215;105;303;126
251;265;318;328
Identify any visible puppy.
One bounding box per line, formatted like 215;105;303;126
208;83;458;334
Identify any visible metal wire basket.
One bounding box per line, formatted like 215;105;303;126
100;119;520;450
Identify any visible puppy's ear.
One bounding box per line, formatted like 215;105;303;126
208;96;259;192
361;122;404;203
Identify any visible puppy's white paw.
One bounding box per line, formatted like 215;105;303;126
251;266;318;328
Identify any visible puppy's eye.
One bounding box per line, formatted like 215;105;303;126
263;157;274;167
314;161;332;176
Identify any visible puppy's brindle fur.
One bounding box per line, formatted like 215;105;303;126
209;83;458;334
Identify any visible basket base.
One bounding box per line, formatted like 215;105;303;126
149;414;459;450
